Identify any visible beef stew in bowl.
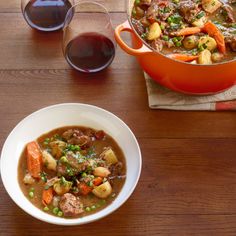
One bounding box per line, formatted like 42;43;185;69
0;103;141;225
18;126;126;218
131;0;236;64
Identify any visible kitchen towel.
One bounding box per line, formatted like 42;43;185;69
145;72;236;110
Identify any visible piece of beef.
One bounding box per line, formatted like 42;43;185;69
62;129;81;141
94;130;105;140
178;0;200;23
109;162;124;177
57;152;89;177
225;35;236;51
221;5;235;23
59;193;84;217
62;129;91;148
131;18;145;35
67;135;91;148
146;2;160;22
150;39;164;51
146;1;174;22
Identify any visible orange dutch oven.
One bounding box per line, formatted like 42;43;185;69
114;0;236;95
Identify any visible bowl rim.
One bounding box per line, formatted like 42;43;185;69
126;0;236;67
0;103;142;225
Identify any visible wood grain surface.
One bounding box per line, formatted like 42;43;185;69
0;1;236;236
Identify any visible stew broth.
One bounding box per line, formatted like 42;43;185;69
18;126;126;218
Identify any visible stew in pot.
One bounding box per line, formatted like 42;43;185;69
18;126;126;218
131;0;236;64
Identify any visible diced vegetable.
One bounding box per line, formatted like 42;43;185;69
173;27;201;36
42;150;57;171
92;181;112;199
211;52;224;62
79;182;92;195
53;177;72;195
26;141;42;179
100;148;118;165
202;0;222;13
52;196;60;207
50;140;67;159
42;187;53;206
147;22;162;40
183;35;199;49
198;36;217;51
93;167;111;178
23;173;35;185
198;49;212;64
93;177;103;186
192;16;208;27
29;191;34;198
168;53;199;62
202;22;226;54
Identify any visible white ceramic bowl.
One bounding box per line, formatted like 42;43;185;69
0;103;142;225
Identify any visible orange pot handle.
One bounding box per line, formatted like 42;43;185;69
114;20;151;56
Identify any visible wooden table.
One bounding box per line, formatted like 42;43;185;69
1;1;236;235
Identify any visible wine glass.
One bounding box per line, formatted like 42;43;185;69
63;1;116;73
21;0;74;32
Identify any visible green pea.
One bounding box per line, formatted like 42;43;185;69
53;207;59;215
43;206;49;211
81;172;87;178
172;37;178;43
91;205;96;210
160;24;165;30
162;35;169;41
175;41;182;47
100;199;106;205
29;187;35;192
29;191;34;198
60;156;68;163
85;207;91;212
57;211;63;217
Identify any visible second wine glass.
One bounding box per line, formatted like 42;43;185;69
21;0;74;32
63;1;116;73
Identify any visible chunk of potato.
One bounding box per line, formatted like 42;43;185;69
92;181;112;199
183;35;199;49
198;49;212;64
100;148;118;165
53;177;72;195
147;22;162;41
192;16;207;27
49;140;67;159
211;52;224;62
93;167;111;178
42;150;57;171
23;173;35;184
198;36;217;51
202;0;222;13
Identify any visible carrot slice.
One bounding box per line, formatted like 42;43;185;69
93;177;103;186
202;21;226;54
26;141;42;179
42;187;53;206
173;27;201;36
168;53;199;62
79;183;92;195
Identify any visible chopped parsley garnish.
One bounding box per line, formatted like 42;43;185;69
196;11;205;19
40;172;47;182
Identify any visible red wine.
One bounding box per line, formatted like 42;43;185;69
65;32;116;73
23;0;72;31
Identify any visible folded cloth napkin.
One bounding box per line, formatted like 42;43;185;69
145;72;236;111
